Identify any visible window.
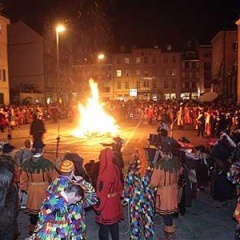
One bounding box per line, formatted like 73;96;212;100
203;52;211;58
233;42;238;52
143;81;150;88
172;56;176;63
171;69;177;76
165;69;170;76
124;58;130;64
116;70;122;77
152;80;157;89
185;82;190;89
182;72;186;78
144;71;148;77
204;62;211;71
136;57;141;64
184;62;190;68
172;80;177;89
104;87;110;92
136;70;140;76
152;57;157;64
144;57;148;64
0;69;6;81
125;82;129;89
0;24;2;34
164;80;169;89
136;81;140;88
191;62;196;68
125;70;130;77
116;58;121;64
191;82;196;88
117;82;121;89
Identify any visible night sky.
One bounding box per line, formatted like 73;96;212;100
1;0;240;47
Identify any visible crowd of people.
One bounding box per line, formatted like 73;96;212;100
1;99;240;239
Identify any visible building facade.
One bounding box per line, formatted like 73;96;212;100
0;14;10;105
198;45;212;92
8;21;45;104
211;30;238;101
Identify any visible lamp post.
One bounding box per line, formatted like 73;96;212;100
56;24;65;103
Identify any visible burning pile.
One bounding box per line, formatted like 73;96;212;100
73;79;119;137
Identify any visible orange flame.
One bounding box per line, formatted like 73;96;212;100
73;79;119;137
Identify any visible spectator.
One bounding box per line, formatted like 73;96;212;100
150;152;182;239
29;113;46;148
123;146;155;239
0;155;19;240
19;141;58;236
94;148;123;240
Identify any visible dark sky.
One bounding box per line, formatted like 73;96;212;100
1;0;240;47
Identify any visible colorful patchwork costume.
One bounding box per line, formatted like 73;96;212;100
31;176;97;239
123;147;155;239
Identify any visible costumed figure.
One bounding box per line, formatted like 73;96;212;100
209;132;236;203
14;139;33;209
63;152;90;181
29;113;46;148
46;159;97;239
31;178;97;239
150;151;182;239
227;143;240;239
94;148;123;240
19;141;58;236
123;145;155;239
0;155;19;240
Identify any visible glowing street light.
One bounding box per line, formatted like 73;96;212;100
98;53;105;64
56;24;66;103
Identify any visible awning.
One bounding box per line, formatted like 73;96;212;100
198;92;218;102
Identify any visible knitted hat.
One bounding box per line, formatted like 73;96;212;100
59;160;74;173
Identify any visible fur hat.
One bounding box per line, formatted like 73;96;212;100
2;143;15;153
33;141;45;150
60;160;75;173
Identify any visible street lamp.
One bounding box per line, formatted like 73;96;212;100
98;53;105;64
56;24;65;103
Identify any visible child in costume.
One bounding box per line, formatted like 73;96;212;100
31;182;93;239
44;159;97;239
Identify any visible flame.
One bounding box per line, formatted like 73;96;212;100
73;79;119;137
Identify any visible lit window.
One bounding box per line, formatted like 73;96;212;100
136;70;140;76
136;57;141;64
116;70;122;77
0;24;2;34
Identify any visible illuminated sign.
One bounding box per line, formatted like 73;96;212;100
130;89;137;97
